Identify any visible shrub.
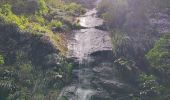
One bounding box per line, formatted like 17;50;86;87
0;4;12;16
38;0;49;15
64;3;80;12
45;0;65;9
30;15;45;25
34;94;45;100
0;4;29;30
46;0;85;15
139;74;163;99
26;22;47;35
65;3;85;15
111;30;132;58
97;0;128;27
0;55;4;65
48;20;63;29
146;33;170;75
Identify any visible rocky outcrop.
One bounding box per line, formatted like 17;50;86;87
67;8;112;61
149;11;170;34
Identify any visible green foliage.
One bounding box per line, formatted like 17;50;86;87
0;2;70;54
46;0;85;15
64;62;73;82
0;5;29;30
97;0;128;27
0;0;84;99
32;15;46;25
34;94;45;100
139;74;163;99
48;20;63;29
111;30;134;58
72;22;82;29
26;22;47;34
114;57;137;71
146;33;170;75
38;0;49;15
0;51;72;99
20;63;32;74
146;33;170;99
64;3;82;13
0;55;4;65
114;57;139;83
57;56;73;83
0;67;17;99
45;0;65;9
61;96;68;100
0;3;47;32
0;4;12;16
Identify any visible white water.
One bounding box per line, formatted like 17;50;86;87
68;28;112;61
79;9;103;28
68;8;112;61
76;88;95;100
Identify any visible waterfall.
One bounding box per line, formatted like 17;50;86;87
76;88;95;100
57;0;113;100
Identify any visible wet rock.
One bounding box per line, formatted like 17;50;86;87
149;12;170;33
91;91;113;100
67;28;112;61
79;9;104;28
57;86;77;100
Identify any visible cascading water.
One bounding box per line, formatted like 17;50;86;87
76;88;95;100
57;1;114;100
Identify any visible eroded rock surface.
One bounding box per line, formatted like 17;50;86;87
67;8;112;61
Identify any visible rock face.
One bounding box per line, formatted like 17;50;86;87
68;28;112;61
149;12;170;33
12;0;39;14
79;9;104;28
67;8;112;61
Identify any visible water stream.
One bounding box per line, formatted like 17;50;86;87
57;1;113;100
67;8;112;61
